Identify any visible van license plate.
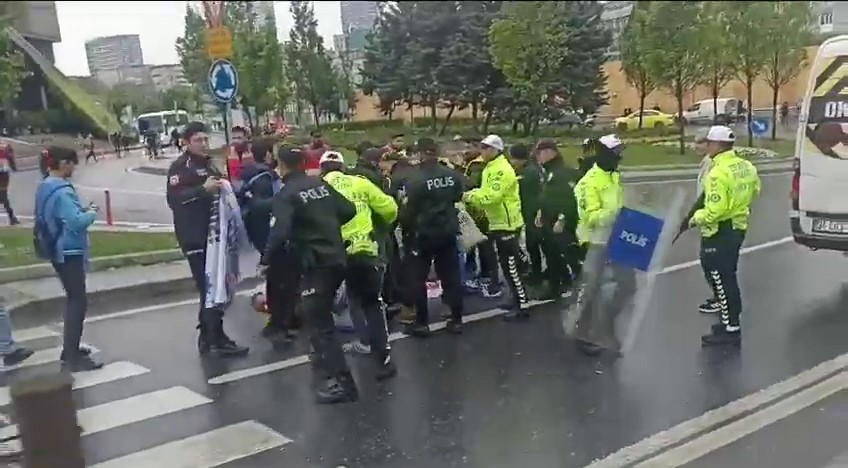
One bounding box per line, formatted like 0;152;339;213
812;219;848;234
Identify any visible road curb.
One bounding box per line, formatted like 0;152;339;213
0;249;183;284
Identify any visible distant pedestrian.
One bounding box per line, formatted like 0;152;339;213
85;134;97;163
0;298;34;366
34;146;102;371
0;143;19;225
780;101;790;127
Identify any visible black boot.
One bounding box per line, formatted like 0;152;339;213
502;304;530;321
8;210;19;226
209;328;249;357
315;373;359;404
197;323;211;355
445;318;463;334
374;351;397;381
404;323;431;338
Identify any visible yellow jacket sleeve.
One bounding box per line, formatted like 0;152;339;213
466;166;507;207
366;179;398;225
692;169;731;226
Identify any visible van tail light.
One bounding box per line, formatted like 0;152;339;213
790;158;800;210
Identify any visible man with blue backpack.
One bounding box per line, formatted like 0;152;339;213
33;146;102;371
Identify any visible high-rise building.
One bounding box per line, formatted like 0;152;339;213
340;1;378;33
600;1;634;60
150;64;189;92
85;34;144;74
253;1;276;27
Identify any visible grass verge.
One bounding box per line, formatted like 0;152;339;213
0;228;178;269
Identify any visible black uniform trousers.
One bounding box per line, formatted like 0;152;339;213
699;223;745;329
409;237;464;325
300;266;350;378
265;258;301;331
185;248;224;337
490;230;529;307
540;227;583;293
524;223;544;278
345;254;390;356
574;244;636;348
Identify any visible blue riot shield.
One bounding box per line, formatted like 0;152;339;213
561;184;687;355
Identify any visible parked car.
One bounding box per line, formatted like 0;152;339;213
680;98;739;125
614;109;676;130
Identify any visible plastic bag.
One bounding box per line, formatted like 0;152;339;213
457;202;487;251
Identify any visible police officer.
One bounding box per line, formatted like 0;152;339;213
572;134;632;356
533;138;581;299
461;137;501;297
689;126;760;346
463;134;528;320
261;146;359;404
509;143;545;284
320;152;399;373
401;138;465;335
166;121;249;357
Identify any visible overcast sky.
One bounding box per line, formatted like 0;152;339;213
53;1;343;77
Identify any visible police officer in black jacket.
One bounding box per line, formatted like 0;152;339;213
510;143;545;283
166;122;249;357
261;146;359;404
534;139;582;299
400;138;465;336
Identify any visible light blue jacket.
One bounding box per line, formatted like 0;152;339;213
34;176;97;264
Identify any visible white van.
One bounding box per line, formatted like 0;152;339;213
791;35;848;251
681;98;738;125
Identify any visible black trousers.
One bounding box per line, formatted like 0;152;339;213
381;234;402;305
185;249;224;336
399;237;430;315
490;230;529;307
574;245;636;347
525;224;544;277
541;228;583;293
700;225;745;329
345;254;390;355
409;237;464;325
52;255;87;359
300;267;350;378
477;238;499;284
266;257;301;330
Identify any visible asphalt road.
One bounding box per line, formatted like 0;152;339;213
2;172;847;467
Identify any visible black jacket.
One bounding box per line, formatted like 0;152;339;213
388;160;417;202
239;162;277;252
539;158;580;234
349;163;385;191
402;159;463;248
166;152;223;252
261;170;355;270
519;161;544;225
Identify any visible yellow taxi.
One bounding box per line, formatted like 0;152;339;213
614;109;676;130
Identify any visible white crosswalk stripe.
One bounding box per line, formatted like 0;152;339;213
0;327;293;466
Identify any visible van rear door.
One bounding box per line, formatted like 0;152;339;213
798;36;848;238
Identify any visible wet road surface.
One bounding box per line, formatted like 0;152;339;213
2;173;847;466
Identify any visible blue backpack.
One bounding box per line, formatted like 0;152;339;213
33;184;69;260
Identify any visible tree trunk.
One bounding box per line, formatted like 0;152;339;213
439;104;455;136
676;81;685;155
430;98;437;131
712;72;719;123
243;104;255;134
471;100;479;128
638;87;646;129
483;110;492;133
746;75;754;147
311;101;320;128
770;52;780;141
512;120;519;133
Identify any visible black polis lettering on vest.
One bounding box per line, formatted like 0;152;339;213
426;176;455;191
299;185;330;203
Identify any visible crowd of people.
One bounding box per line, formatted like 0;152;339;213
2;120;759;407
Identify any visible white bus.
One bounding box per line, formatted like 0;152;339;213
136;110;189;147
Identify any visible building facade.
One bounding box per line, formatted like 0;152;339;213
600;1;633;60
150;64;188;92
252;1;276;27
814;1;848;36
85;34;144;75
340;0;378;33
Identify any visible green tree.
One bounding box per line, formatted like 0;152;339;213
489;1;570;135
175;4;209;95
555;1;611;114
763;1;813;140
161;85;198;113
0;9;30;106
451;1;502;130
724;1;773;146
620;1;654;129
643;1;703;154
696;2;736;123
287;0;337;127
